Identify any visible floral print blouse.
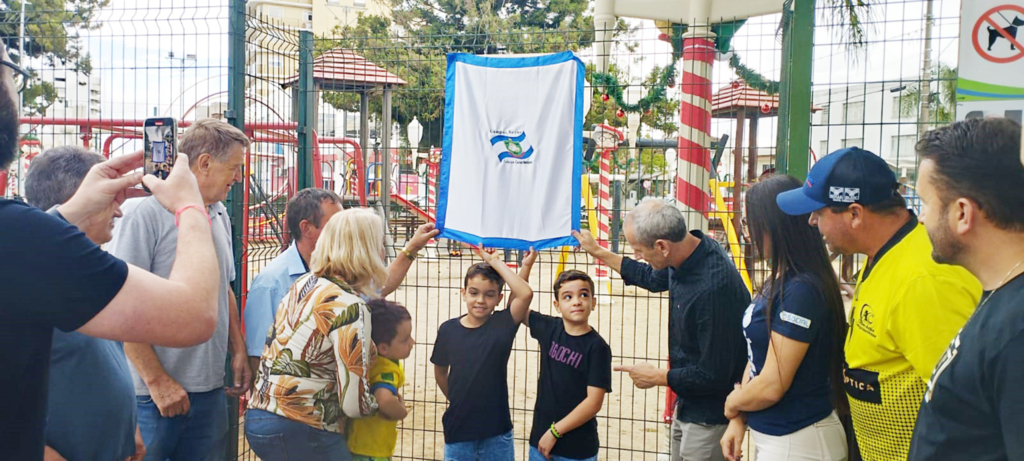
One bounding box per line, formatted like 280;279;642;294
248;273;377;433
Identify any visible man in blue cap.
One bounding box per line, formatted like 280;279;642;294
776;147;981;461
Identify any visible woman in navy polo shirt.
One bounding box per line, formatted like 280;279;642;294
720;175;850;461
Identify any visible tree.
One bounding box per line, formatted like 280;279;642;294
320;0;596;151
899;63;956;126
0;0;110;116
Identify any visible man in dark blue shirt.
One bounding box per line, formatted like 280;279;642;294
24;147;144;461
575;199;750;461
909;117;1024;460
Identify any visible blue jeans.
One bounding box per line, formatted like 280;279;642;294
136;388;228;461
443;430;515;461
244;409;352;461
529;446;598;461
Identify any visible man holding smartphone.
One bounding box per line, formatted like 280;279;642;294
108;118;251;460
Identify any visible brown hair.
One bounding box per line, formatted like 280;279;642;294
179;118;250;163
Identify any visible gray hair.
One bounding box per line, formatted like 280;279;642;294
625;198;688;247
24;146;106;210
286;188;343;242
179;118;251;163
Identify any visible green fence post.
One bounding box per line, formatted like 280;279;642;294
777;0;815;180
297;30;315;190
224;0;246;458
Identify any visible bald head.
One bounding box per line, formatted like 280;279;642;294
625;199;689;248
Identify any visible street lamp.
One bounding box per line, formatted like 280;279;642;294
167;51;197;118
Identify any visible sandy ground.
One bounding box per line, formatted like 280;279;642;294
237;241;765;461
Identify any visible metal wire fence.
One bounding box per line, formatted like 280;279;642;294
0;0;960;460
810;0;961;214
1;1;230;198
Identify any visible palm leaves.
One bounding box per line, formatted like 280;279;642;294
821;0;873;51
899;63;957;124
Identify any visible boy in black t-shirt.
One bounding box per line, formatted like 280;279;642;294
518;258;612;461
431;248;535;461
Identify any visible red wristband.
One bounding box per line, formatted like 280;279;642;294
174;204;211;227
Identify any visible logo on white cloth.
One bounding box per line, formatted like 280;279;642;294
828;187;860;203
490;132;534;162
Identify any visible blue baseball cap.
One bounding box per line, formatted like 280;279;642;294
777;147;899;216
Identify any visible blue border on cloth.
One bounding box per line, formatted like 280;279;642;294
436;51;583;250
441;228;580;252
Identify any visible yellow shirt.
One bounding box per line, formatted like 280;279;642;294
845;222;981;461
347;357;405;458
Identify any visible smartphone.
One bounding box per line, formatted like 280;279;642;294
143;117;178;186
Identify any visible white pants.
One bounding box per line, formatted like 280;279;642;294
750;411;848;461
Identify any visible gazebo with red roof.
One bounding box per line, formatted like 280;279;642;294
284;48;407;210
711;80;781;270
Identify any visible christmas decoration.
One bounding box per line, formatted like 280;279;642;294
731;54;780;95
616;108;625;118
731;80;741;89
590;16;783;116
761;103;771;114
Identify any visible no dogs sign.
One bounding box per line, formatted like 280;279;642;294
959;1;1024;120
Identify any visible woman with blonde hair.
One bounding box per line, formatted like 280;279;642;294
245;208;436;460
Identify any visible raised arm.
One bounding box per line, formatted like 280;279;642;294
573;230;623;273
473;247;533;324
506;248;538;321
77;154;219;347
381;223;439;296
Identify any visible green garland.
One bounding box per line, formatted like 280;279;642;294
590;19;783;115
592;62;676;114
730;54;780;95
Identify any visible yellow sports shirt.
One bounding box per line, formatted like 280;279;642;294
348;357;405;458
844;222;980;461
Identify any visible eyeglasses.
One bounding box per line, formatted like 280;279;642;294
0;59;29;94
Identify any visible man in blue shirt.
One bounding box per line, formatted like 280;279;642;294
244;188;344;375
25;146;145;461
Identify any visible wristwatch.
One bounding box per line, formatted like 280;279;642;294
400;247;418;261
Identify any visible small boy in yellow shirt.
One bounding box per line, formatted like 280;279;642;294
348;298;415;460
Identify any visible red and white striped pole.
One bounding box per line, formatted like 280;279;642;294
425;149;440;255
596;145;613;279
676;30;716;233
593;124;622;281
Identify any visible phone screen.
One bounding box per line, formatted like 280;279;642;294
152;141;166;163
144;120;176;180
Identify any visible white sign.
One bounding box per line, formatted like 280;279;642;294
958;0;1024;121
436;52;583;250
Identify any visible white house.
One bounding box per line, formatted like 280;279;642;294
810;80;923;181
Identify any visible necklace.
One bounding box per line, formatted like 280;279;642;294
977;258;1024;310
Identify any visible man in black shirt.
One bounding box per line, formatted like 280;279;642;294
909;117;1024;460
574;199;750;461
0;41;221;459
